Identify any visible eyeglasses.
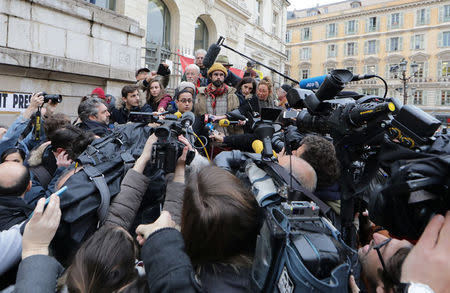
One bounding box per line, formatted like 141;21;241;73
179;98;193;104
373;237;392;272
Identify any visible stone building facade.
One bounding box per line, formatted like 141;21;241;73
0;0;144;124
286;0;450;120
118;0;290;88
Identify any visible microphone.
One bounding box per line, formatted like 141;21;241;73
181;111;195;127
252;140;263;153
202;43;222;69
299;75;327;90
218;119;239;127
174;111;182;119
252;140;277;157
226;110;247;121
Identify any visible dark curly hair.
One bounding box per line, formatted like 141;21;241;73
299;135;340;187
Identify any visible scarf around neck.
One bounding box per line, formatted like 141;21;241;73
205;83;228;109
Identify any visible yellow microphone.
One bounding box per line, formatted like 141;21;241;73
252;140;277;157
174;111;182;119
218;119;239;127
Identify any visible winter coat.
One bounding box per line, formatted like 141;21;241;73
77;120;111;137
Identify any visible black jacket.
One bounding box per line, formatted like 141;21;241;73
110;104;153;124
225;69;241;87
78;120;111;137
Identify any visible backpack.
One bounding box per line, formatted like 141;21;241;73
53;123;163;262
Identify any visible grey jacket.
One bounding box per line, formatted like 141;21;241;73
13;255;64;293
104;169;151;230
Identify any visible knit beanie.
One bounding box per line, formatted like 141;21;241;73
207;63;228;77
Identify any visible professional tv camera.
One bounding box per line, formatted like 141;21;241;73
149;112;196;173
286;69;447;241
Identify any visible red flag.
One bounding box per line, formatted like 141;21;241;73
229;67;244;78
178;54;194;72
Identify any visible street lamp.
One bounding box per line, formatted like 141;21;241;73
394;59;418;105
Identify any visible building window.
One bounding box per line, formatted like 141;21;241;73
411;34;425;50
194;18;209;51
87;0;115;10
439;31;450;47
351;1;361;8
300;47;311;60
302;27;311;41
346;66;354;73
146;0;171;70
328;44;337;58
387;37;402;52
345;42;357;56
367;16;378;32
307;9;319;16
414;62;425;78
301;69;310;79
285;30;292;43
272;12;278;35
365;39;378;54
413;90;423;105
441;5;450;22
388;63;399;79
441;90;450;105
286;49;291;61
346;20;357;35
440;61;450;77
416;8;430;26
327;23;337;38
365;64;377;75
389;13;401;29
256;0;262;26
363;88;379;96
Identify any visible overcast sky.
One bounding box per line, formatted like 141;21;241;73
288;0;342;10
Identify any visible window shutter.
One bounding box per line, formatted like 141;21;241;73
423;90;427;106
326;24;329;38
365;18;369;32
355;42;358;55
385;64;389;79
376;40;380;53
345;21;349;34
438;32;443;47
424;61;428;78
416;10;420;26
387;15;391;30
399;12;404;28
437;60;442;77
335;24;338;36
355;20;359;33
426;8;430;24
336;43;338;57
410;35;414;50
439;6;444;23
376;17;380;31
399;37;403;51
422;34;426;50
364;40;368;54
386;38;390;52
344;43;348;56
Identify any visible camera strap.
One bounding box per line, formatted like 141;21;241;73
263;161;331;215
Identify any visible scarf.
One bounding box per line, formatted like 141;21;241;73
205;83;228;109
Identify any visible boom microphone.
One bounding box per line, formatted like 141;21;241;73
202;43;222;69
226;110;247;121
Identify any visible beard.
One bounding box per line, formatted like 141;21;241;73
212;79;223;88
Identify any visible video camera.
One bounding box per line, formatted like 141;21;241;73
285;69;447;241
149;112;196;173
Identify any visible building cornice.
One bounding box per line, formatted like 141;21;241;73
287;23;450;47
287;0;443;28
218;0;251;19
